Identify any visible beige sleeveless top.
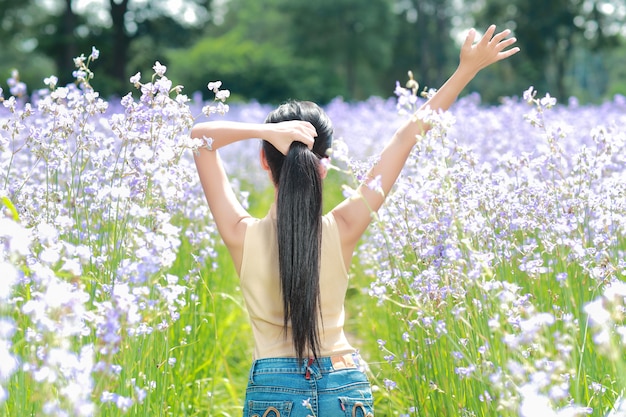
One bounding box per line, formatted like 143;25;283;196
239;206;355;359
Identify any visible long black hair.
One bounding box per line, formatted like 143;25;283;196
263;101;333;361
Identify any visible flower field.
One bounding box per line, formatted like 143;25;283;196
1;52;626;417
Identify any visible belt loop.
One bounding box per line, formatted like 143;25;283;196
248;360;257;385
305;358;314;380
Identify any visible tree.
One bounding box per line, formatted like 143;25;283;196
386;0;458;92
166;29;329;104
35;0;93;88
474;0;623;100
109;0;130;91
276;0;397;100
0;0;56;91
166;0;343;104
168;0;397;102
0;0;215;96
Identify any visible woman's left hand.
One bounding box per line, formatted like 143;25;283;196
459;25;520;76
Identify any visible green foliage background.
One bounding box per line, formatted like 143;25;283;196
1;0;625;103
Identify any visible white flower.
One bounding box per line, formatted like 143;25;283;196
44;75;58;88
604;281;626;302
134;144;153;161
61;258;82;276
0;339;18;381
0;218;31;256
519;384;557;417
51;86;69;100
153;61;167;77
540;93;557;108
215;89;230;101
207;81;222;92
130;72;141;85
584;299;610;327
36;222;58;245
0;263;18;301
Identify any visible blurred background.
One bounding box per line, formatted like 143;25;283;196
0;0;625;104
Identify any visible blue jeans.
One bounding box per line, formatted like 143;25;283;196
243;353;374;417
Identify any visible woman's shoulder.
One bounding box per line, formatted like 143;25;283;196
242;211;274;237
322;211;339;228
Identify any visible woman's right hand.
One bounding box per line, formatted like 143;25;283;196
263;121;318;155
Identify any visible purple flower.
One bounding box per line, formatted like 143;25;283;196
523;86;536;103
89;47;100;61
7;70;27;97
383;378;397;390
455;365;476;378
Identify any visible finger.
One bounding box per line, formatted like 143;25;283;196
492;28;512;44
480;25;496;45
303;122;318;137
463;28;477;49
295;121;316;138
497;46;521;60
297;133;315;150
306;138;315;150
495;37;518;52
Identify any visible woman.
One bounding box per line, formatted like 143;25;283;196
192;25;519;417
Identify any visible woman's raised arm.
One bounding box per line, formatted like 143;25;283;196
331;25;520;257
191;120;316;271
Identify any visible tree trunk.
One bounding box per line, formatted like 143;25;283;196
414;0;431;87
434;2;449;87
346;22;357;100
109;0;130;91
58;0;78;84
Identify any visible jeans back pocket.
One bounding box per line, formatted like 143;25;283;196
338;396;374;417
247;400;293;417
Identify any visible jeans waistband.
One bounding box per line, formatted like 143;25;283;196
250;352;361;377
